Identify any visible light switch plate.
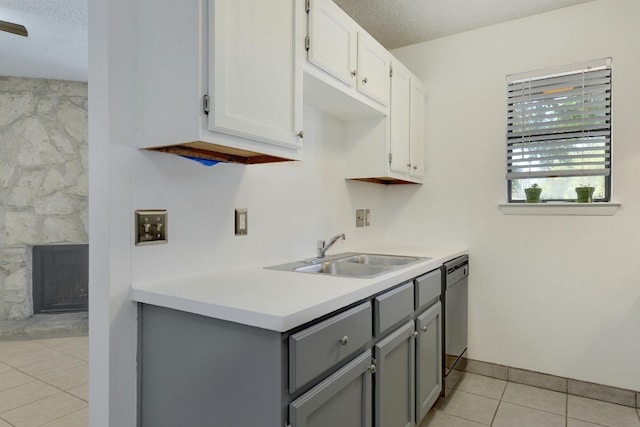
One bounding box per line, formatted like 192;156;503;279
235;209;248;235
135;210;168;246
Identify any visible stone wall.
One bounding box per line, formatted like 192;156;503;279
0;77;88;320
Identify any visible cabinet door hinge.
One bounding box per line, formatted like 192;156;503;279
388;152;393;164
389;65;393;78
305;0;310;13
305;35;310;51
203;94;210;115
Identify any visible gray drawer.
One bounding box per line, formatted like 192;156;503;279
415;269;441;311
373;282;414;336
289;302;372;393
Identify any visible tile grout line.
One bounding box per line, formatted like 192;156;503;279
565;388;568;427
36;405;87;427
0;414;17;427
488;380;508;426
0;363;88;408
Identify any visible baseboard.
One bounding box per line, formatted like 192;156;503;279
463;358;639;409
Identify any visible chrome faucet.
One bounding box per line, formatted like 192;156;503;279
317;233;346;258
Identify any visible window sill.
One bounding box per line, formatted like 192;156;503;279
498;202;621;216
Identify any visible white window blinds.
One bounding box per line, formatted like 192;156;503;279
506;58;612;180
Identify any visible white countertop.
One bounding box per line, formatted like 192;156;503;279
129;246;467;332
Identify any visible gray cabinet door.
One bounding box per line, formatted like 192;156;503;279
416;301;442;423
374;321;416;427
289;351;373;427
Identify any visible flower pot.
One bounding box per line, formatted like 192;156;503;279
524;187;542;203
575;186;595;203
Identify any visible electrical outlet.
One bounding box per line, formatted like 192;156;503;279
365;209;370;226
356;209;365;228
235;209;248;235
135;210;168;246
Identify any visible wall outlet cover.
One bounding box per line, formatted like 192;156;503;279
356;209;365;228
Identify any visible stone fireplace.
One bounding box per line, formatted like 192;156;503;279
0;76;88;321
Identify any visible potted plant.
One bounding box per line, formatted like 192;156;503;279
524;183;542;203
575;185;595;203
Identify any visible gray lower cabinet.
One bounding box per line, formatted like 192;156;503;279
138;267;446;427
416;301;442;422
375;321;416;427
289;351;373;427
139;304;284;427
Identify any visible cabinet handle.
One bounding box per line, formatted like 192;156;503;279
362;77;368;84
413;165;418;170
421;325;428;332
297;130;304;138
351;70;357;77
340;336;349;346
413;331;419;338
407;163;412;168
369;364;377;374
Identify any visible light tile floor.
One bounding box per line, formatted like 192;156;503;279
0;337;88;427
2;339;637;427
420;372;640;427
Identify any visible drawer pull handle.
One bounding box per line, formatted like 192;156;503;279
422;326;428;332
369;364;376;374
340;336;349;346
413;331;419;338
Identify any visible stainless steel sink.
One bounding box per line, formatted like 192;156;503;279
266;252;430;278
294;261;391;278
335;254;421;266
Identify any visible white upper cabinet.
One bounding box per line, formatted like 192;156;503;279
344;59;425;184
306;0;357;87
391;60;425;179
137;0;303;164
356;32;391;107
209;0;303;149
389;62;412;175
305;0;390;117
409;76;425;179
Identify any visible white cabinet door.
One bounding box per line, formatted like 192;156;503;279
357;32;391;107
409;78;425;178
307;0;357;87
209;0;302;149
390;61;411;175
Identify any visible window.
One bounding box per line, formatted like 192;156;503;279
506;58;612;202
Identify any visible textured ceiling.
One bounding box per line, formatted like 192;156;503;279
0;0;596;82
332;0;596;49
0;0;87;81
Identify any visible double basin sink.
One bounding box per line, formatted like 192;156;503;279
266;253;430;278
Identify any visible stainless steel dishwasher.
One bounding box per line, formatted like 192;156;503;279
442;255;469;396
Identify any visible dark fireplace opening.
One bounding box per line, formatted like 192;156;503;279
32;244;89;314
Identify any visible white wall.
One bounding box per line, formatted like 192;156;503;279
391;0;640;390
130;106;387;284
